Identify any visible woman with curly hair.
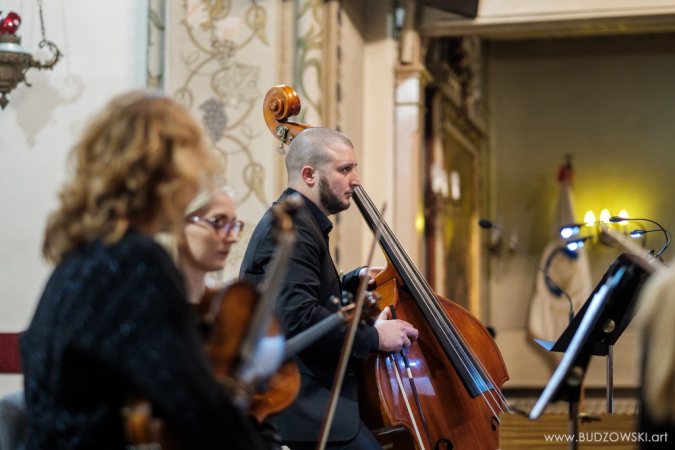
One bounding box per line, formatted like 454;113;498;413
20;91;266;450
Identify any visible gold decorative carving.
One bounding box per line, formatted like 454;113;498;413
424;36;486;315
440;97;482;150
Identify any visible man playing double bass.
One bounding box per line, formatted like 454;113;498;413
239;127;419;450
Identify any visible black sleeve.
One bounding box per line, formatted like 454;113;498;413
341;267;364;294
94;243;267;450
248;220;378;358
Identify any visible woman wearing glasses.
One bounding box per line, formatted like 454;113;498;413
180;186;244;305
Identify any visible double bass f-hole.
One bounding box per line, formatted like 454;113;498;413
435;438;453;450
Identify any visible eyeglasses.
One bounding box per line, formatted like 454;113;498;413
187;216;244;239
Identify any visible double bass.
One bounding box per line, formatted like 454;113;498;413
263;85;511;450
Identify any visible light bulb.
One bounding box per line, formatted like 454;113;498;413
584;211;596;226
415;211;425;233
567;241;584;251
599;209;611;223
560;226;580;239
450;170;460;201
618;210;629;225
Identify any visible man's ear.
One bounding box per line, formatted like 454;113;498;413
301;166;316;188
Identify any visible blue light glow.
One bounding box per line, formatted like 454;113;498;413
567;241;584;252
560;226;580;239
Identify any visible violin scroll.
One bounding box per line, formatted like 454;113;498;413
356;290;382;326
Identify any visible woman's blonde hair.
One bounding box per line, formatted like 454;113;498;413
638;263;675;422
43;90;219;263
184;184;237;217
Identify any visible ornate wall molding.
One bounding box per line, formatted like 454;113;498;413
421;1;675;39
424;36;486;317
427;36;486;138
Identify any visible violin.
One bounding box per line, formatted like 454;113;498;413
199;285;379;424
125;290;380;448
263;85;511;450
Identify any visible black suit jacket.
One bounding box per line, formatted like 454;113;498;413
239;189;379;442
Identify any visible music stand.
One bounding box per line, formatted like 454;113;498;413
528;253;654;448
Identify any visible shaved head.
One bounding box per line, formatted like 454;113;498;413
285;128;353;182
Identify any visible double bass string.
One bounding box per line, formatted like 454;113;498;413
453;327;513;415
353;186;511;416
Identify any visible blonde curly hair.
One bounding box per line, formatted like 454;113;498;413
43;90;220;263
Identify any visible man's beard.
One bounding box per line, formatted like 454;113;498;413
319;176;350;215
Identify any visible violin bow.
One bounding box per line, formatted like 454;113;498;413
315;204;386;450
